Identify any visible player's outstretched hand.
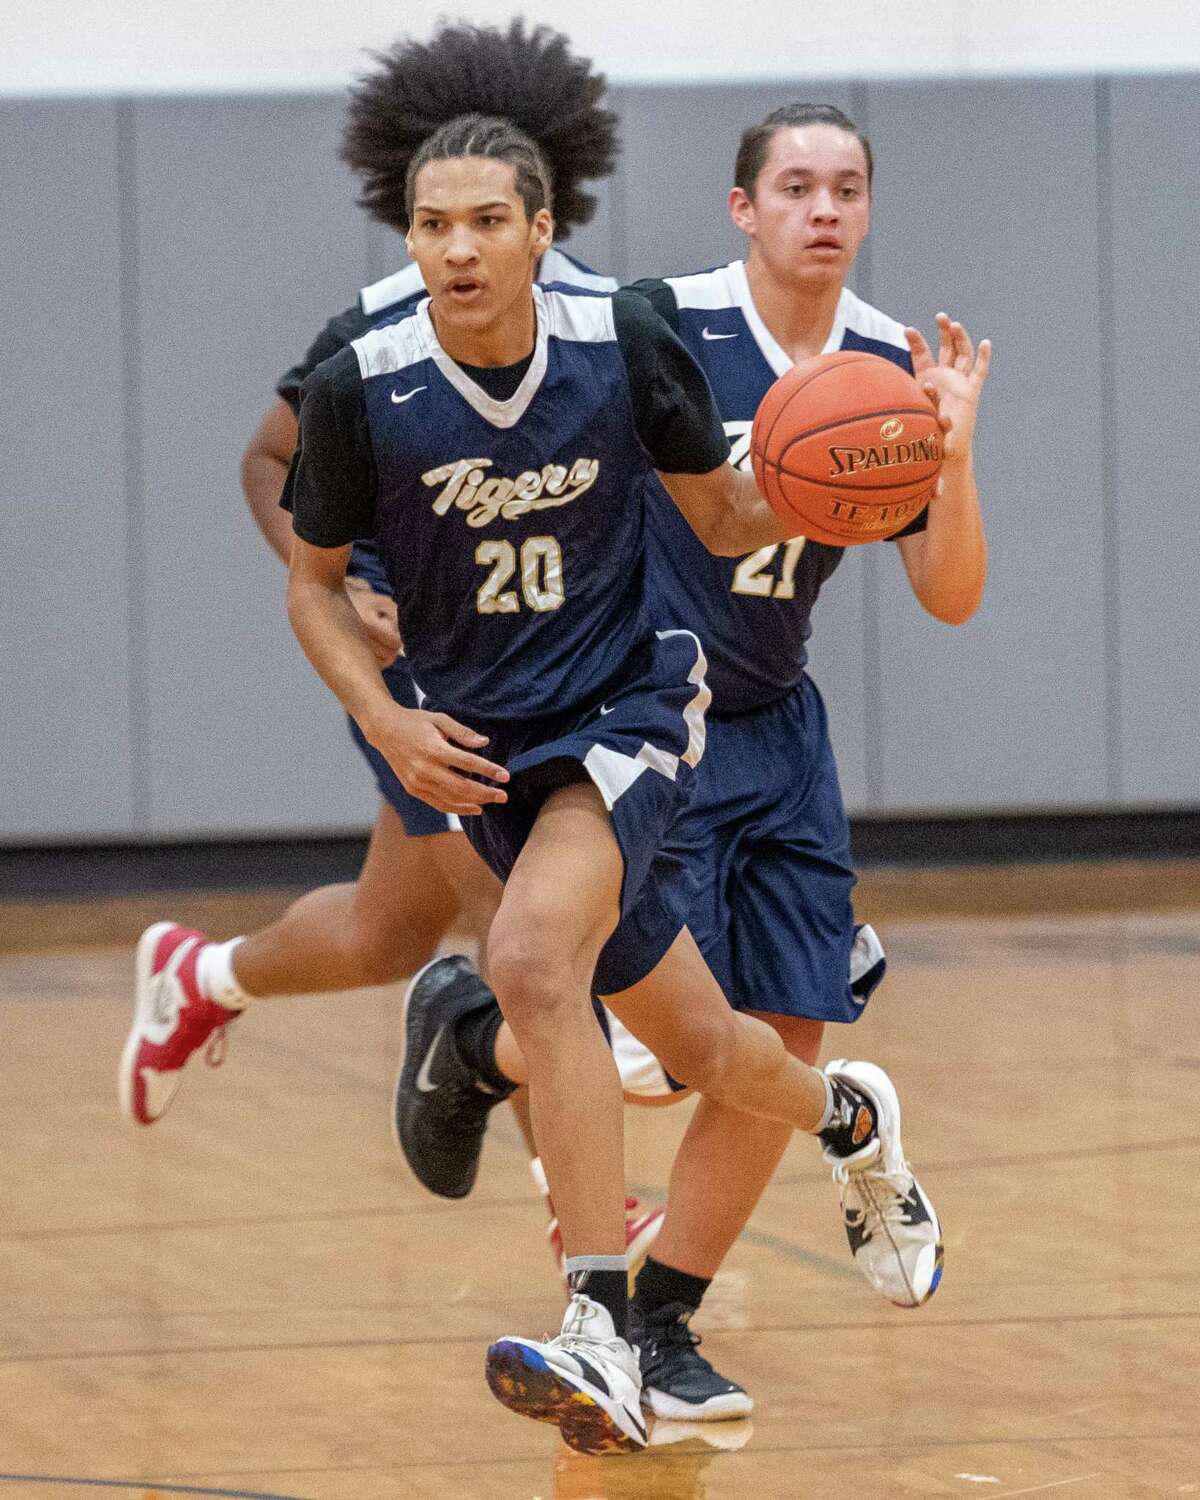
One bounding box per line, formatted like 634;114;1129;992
370;707;509;816
904;313;991;465
344;577;402;668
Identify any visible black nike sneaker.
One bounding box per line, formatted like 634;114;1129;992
392;956;513;1199
630;1302;753;1421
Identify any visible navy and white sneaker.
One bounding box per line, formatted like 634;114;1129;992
823;1059;944;1308
486;1295;648;1454
632;1302;753;1421
392;955;512;1199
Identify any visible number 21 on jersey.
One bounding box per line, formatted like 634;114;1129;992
724;421;807;599
731;537;806;599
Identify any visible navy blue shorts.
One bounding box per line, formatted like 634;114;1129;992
664;673;884;1024
347;658;461;839
456;630;711;997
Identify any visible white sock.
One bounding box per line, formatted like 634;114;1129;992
196;937;252;1010
812;1071;835;1133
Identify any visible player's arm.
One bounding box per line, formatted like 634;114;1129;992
241;397;299;564
614;289;797;557
895;314;991;625
283;354;507;816
658;465;791;557
244;309;400;664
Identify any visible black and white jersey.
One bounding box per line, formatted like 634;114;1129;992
283;285;729;724
276;251;617;597
629;259;922;715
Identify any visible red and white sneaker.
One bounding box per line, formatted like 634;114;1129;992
119;923;236;1126
534;1160;665;1291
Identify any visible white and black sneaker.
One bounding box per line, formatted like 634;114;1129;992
392;956;513;1199
822;1059;944;1308
632;1302;753;1421
486;1294;648;1454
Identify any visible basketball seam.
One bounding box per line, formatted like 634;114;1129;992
759;356;865;458
761;463;939;495
777;406;938;448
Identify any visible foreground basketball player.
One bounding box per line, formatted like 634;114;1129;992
117;16;675;1284
280;103;951;1452
393;101;989;1420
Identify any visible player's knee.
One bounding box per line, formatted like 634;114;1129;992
652;1009;741;1097
487;931;580;1038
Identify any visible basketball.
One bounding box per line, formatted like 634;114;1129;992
750;350;943;546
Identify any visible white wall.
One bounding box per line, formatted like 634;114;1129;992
4;0;1199;96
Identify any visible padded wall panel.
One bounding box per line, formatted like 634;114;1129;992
863;78;1109;810
1109;76;1200;805
0;101;137;839
131;95;377;835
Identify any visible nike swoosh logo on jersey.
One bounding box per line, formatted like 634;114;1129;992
391;386;427;404
415;1025;448;1092
701;327;738;341
599;703;615;716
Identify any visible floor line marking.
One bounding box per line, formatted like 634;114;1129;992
992;1476;1102;1498
0;1475;308;1500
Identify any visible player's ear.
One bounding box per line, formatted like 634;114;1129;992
729;185;755;235
531;208;554;258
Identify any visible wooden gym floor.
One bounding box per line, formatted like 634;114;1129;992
1;859;1199;1499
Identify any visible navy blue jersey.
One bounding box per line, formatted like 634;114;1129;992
629;260;920;714
284;284;729;725
277;251;617;597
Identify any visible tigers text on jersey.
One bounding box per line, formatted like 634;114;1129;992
629;259;919;716
276;251;618;598
284;283;728;725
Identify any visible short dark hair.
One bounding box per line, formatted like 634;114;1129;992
405;114;551;226
341;19;619;237
734;103;874;196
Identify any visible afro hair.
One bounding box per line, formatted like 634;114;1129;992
341;18;619;239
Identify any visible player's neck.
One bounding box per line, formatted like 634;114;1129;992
744;254;843;365
429;291;537;369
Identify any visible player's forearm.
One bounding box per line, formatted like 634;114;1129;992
903;457;987;624
242;445;296;565
661;466;794;557
286;566;395;735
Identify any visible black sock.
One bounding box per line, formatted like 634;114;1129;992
818;1076;878;1158
452;1000;514;1095
567;1263;628;1339
632;1255;712;1318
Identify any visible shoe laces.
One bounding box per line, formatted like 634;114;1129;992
638;1303;709;1366
554;1296;628;1361
833;1154;916;1221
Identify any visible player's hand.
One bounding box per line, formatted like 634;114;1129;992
344;577;402;667
367;706;509;817
904;313;992;466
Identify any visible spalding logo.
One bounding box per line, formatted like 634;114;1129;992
880;418;905;441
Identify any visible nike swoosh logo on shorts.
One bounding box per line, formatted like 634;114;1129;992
599;703;615;715
391;386;427;404
415;1025;447;1092
701;327;737;341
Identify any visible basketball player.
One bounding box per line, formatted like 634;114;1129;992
282;109;943;1454
393;101;989;1421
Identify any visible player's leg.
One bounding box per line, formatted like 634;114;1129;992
232;808;469;994
631;678;940;1419
481;781;649;1454
119;802;476;1126
644;1014;824;1281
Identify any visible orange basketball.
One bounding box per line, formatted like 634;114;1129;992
750;350;942;546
